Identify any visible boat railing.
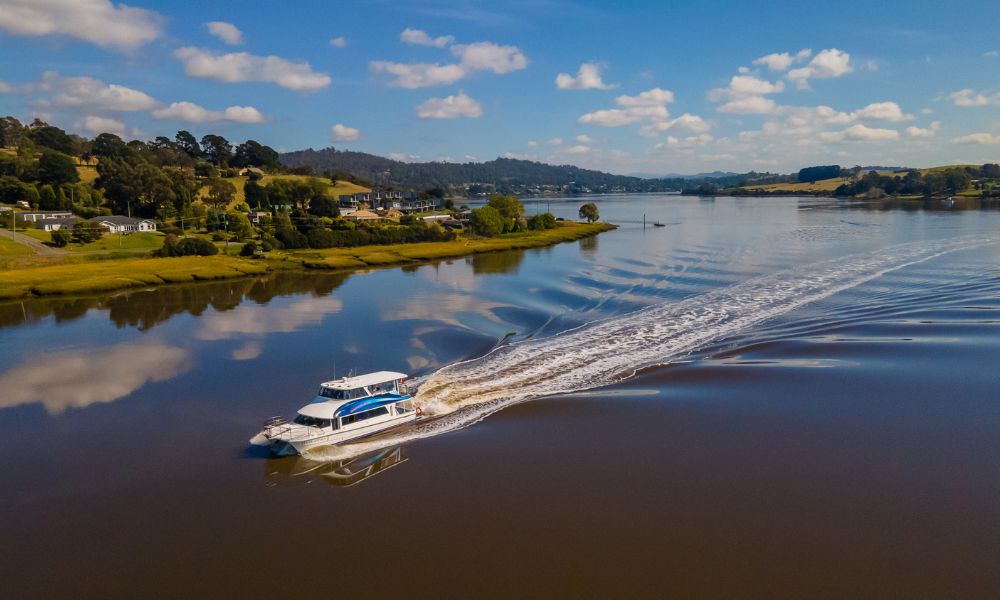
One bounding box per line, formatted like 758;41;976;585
262;416;332;441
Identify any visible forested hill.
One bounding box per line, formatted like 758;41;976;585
279;147;677;195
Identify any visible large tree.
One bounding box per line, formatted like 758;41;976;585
204;178;237;208
175;130;201;158
200;134;232;166
91;133;128;159
37;151;80;186
232;140;279;168
579;202;599;223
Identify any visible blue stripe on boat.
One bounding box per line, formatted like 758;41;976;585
334;393;411;417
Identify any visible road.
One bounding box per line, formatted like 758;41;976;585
4;229;68;255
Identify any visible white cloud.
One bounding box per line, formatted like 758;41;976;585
953;132;1000;144
905;121;940;137
947;88;992;107
752;48;811;71
654;134;714;152
547;137;563;145
370;61;466;88
709;74;784;114
401;27;454;47
555;63;616;90
575;134;594;143
40;71;157;112
205;21;242;45
526;140;537;147
81;115;126;136
416;91;482;119
984;50;999;58
639;113;713;136
566;144;591;154
329;36;347;48
851;101;914;122
0;0;163;52
821;124;899;142
788;48;852;88
371;38;527;88
330;123;361;141
452;42;527;74
0;80;10;93
174;47;331;91
579;87;674;126
151;101;265;123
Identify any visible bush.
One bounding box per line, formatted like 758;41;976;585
527;212;557;230
211;231;228;242
50;229;72;247
72;222;106;244
470;206;504;237
260;240;274;252
239;242;259;257
155;235;219;257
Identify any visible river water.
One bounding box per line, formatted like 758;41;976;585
2;195;1000;597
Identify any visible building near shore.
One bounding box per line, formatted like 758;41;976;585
87;216;157;234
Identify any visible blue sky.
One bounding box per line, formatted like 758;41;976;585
2;0;1000;174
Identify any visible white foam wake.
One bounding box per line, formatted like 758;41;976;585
308;236;994;460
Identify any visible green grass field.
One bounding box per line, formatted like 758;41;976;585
197;175;371;210
0;236;32;256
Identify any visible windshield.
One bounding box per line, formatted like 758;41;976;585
318;387;368;400
293;415;331;428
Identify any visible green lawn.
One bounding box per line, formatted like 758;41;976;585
197;176;371;211
0;236;32;256
72;232;164;253
18;229;52;243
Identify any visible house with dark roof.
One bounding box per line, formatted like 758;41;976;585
87;216;157;234
15;210;74;222
41;217;80;232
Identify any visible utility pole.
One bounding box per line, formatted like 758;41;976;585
223;214;229;248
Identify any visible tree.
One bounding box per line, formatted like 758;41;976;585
798;165;841;183
37;151;80;186
91;133;128;159
308;195;340;217
982;163;1000;179
470;205;504;236
156;234;219;256
232;140;279;168
486;194;524;233
38;184;58;210
51;229;72;247
175;131;200;158
527;212;557;230
30;123;74;154
579;202;599;222
200;134;232;166
245;178;268;208
204;178;237;207
72;222;106;244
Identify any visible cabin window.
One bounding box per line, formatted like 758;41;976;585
341;406;390;426
293;415;331;428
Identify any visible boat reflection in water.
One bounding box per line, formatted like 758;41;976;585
264;445;407;488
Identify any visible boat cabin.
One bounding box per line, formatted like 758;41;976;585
293;371;414;431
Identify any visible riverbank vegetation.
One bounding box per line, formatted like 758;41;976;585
0;221;613;300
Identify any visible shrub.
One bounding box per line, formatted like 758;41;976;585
470;205;504;237
72;222;106;244
155;235;219;257
239;242;259;257
50;229;72;247
527;212;557;230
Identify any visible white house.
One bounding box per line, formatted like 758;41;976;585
248;210;271;224
15;210;73;222
87;216;157;234
41;217;79;232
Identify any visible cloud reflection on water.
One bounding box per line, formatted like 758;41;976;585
0;342;190;415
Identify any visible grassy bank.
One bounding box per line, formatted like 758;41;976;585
0;221;613;299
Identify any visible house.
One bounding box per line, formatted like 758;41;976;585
87;216;157;234
344;209;381;222
41;217;79;232
15;210;73;222
248;210;271;225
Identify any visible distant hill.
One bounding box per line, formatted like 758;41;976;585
631;170;741;180
279;147;680;195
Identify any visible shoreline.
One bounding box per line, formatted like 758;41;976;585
0;221;614;300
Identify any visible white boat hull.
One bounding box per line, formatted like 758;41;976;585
252;411;417;456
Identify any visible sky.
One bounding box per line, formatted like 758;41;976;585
2;0;1000;175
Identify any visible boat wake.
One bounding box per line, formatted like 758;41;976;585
305;236;996;461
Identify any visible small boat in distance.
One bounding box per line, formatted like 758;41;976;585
249;371;417;456
653;221;666;227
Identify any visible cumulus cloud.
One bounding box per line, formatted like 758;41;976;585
205;21;243;45
151;101;265;123
330;123;361;141
0;0;163;52
329;36;347;48
788;48;852;88
174;47;331;91
953;132;1000;144
547;137;563;145
905;121;940;137
654;134;714;152
371;39;527;88
579;87;674;126
575;134;594;143
851;101;914;122
710;74;784;114
555;63;617;90
39;71;157;112
81;115;126;136
566;144;591;154
820;123;899;142
947;88;993;107
753;48;811;71
639;113;713;136
401;27;454;47
416;91;482;119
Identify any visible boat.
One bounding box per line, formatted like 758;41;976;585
653;221;666;227
249;371;418;456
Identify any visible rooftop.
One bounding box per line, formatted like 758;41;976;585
320;371;407;390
